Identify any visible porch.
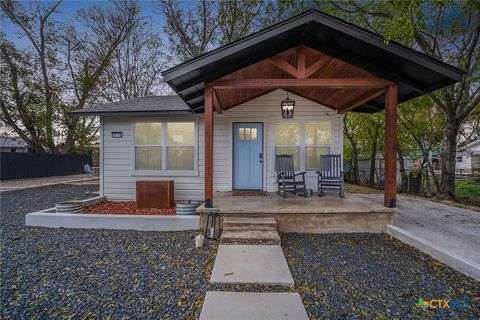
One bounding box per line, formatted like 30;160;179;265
197;192;395;233
162;10;462;214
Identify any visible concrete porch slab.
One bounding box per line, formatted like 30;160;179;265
199;292;308;320
198;192;395;233
210;245;294;287
198;192;395;215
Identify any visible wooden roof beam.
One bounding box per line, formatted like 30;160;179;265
337;89;386;113
305;59;324;78
268;56;299;78
297;46;306;78
212;89;222;114
211;78;392;89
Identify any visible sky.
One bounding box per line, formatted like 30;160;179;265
1;0;170;46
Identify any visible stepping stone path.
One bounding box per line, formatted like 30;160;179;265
200;216;308;319
200;292;308;320
211;245;294;286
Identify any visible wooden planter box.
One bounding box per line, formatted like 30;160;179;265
136;180;174;209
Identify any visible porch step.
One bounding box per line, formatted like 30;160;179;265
220;230;281;245
222;217;277;231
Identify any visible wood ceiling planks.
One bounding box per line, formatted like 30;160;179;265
215;45;385;111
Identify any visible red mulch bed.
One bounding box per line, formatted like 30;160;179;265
83;201;176;215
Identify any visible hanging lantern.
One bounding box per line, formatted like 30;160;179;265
281;93;295;119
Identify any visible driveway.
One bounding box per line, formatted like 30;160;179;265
0;174;98;192
359;194;480;265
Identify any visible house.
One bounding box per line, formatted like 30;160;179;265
70;10;463;210
0;136;29;153
357;152;416;185
457;140;480;173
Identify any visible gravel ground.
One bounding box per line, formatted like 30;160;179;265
2;184;479;319
1;183;99;230
282;233;480;319
1;184;218;319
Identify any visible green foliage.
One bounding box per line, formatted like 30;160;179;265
455;180;480;197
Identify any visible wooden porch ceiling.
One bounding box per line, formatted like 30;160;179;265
212;46;389;113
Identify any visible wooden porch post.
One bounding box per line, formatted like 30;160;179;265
384;84;397;207
204;85;214;208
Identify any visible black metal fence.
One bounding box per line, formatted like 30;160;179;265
0;152;92;180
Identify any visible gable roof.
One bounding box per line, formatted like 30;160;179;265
162;9;464;113
69;96;192;116
459;139;480;152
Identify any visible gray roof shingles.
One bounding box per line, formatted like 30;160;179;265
69;96;192;116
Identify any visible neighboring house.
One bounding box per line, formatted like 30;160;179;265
70;10;463;208
457;140;480;173
357;152;416;185
0;136;29;153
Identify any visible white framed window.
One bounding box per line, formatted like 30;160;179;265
275;123;300;170
134;121;197;173
135;123;163;170
166;122;195;170
274;121;332;172
305;122;331;170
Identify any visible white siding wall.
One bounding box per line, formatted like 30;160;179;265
102;116;204;200
101;90;343;200
213;89;344;192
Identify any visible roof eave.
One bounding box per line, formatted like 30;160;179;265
162;10;465;84
68;110;195;117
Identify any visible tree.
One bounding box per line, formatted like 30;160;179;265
99;16;171;102
326;1;480;199
343;113;362;183
1;1;62;152
218;1;266;45
1;1;141;153
159;0;219;61
398;96;445;194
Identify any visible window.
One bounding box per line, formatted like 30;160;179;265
134;121;196;172
167;123;195;170
239;128;258;141
274;122;332;172
275;123;300;170
135;123;162;170
305;122;331;170
456;156;463;163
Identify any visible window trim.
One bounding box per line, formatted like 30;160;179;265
131;119;198;176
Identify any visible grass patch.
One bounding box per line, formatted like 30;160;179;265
455;180;480;197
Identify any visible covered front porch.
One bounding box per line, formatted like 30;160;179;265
198;191;394;233
162;10;462;219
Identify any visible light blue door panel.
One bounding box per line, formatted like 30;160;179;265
233;123;263;190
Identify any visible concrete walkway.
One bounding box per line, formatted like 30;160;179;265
0;174;98;192
200;292;308;320
210;245;294;286
201;244;307;320
359;193;480;266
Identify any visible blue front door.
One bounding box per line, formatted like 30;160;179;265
233;123;263;190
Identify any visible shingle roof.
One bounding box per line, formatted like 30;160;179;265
69;96;192;116
0;136;28;148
